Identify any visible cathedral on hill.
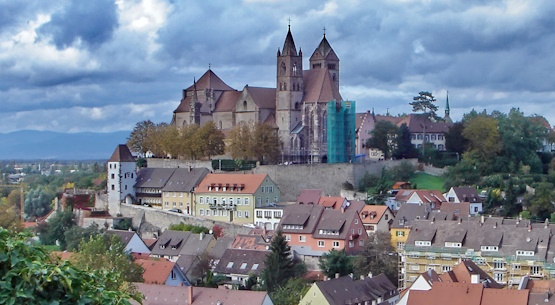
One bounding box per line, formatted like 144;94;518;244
171;26;347;163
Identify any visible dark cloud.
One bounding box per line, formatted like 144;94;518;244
37;0;118;49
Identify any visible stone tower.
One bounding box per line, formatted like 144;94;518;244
309;33;340;89
107;144;136;215
276;26;304;154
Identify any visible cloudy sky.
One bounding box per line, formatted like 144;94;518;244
1;0;554;134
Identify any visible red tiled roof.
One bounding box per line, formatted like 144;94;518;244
214;90;242;112
246;87;276;109
108;144;135;162
196;173;268;195
360;205;390;224
297;189;323;204
185;69;234;91
136;258;174;285
317;196;346;210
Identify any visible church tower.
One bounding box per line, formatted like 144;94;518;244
444;91;452;123
276;26;304;155
309;33;340;89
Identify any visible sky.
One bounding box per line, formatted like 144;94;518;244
1;0;554;134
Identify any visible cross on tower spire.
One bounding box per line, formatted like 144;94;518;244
288;17;291;29
323;26;326;37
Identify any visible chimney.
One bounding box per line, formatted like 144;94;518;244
341;207;345;214
481;215;484;224
335;273;340;279
263;227;267;237
368;272;373;278
545;218;550;229
200;232;204;240
471;274;480;284
188;286;193;304
493;222;497;229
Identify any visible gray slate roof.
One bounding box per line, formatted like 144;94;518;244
315;274;398;305
151;230;191;257
391;204;431;229
161;168;209;192
135;168;176;189
214;249;269;276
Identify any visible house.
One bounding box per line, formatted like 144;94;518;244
254;204;285;230
150;230;192;261
161;168;209;215
403;190;446;209
299;274;399;305
406;282;529;305
133;284;274;305
439;202;470;220
390;203;431;251
401;217;555;290
107;144;136;215
297;189;324;204
359;205;394;235
317;196;350;210
444;186;483;215
398;260;501;305
213;248;269;286
194;173;280;225
393;181;412;190
175;232;216;283
134;168;175;206
280;204;367;270
136;258;191;286
106;229;151;256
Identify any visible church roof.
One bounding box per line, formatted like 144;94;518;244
310;36;339;62
108;144;135;162
280;27;298;56
214;90;242;112
263;113;278;129
174;95;192;113
245;86;276;109
302;68;342;103
185;69;234;91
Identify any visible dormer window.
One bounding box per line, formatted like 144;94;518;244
481;246;498;252
415;241;431;247
445;242;462;248
160;245;166;249
516;250;534;256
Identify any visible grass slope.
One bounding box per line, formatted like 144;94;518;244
409;172;445;191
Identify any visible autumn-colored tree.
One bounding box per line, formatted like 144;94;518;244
180;124;202;160
0;198;22;231
251;123;280;164
228;124;252;160
198;121;225;159
127;120;155;156
462;115;501;162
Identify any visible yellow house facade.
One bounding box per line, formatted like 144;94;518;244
194;173;280;225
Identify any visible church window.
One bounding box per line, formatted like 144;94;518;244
328;64;336;70
243;100;247;109
284;83;287;91
332;73;336;82
219;121;222;129
293;63;297;75
279;83;282;91
295;102;300;110
280;62;286;76
312;63;321;69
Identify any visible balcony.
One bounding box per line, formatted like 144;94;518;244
208;203;236;211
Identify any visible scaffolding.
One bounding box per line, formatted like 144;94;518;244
326;100;356;163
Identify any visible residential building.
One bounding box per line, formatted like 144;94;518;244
299;274;398;305
161;168;209;214
444;186;484;215
213;248;269;286
194;173;280;225
280;204;367;269
406;282;529;305
359;205;394;235
317;196;350;210
134;168;175;206
175;232;216;283
106;229;151;256
136;258;191;286
390;203;432;251
297;189;324;204
150;230;192;262
133;284;274;305
107;144;136;215
254;205;285;230
401;217;555;290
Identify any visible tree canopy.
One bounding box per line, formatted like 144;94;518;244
353;231;398;286
410;91;439;119
318;249;353;278
365;120;399;160
228;123;281;164
262;231;305;293
127;120;155;157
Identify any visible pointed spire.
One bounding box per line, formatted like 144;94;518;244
281;25;297;56
446;90;450;111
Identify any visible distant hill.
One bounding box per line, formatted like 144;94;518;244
0;130;131;160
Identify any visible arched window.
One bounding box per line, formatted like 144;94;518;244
284;83;287;91
293;63;297;75
332;73;336;82
243;100;247;109
295;102;300;110
219;121;222;129
280;62;286;76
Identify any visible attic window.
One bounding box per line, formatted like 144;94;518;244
226;262;234;268
251;264;259;270
240;263;247;269
160;245;166;249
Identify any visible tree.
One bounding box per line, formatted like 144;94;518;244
127;119;155;156
462;115;501;164
36;209;76;250
24;186;53;218
262;231;304;293
410;91;439;119
64;223;100;251
353;231;398;286
445;121;468;155
0;228;142;304
270;278;310;305
251;124;281;164
0;198;22;231
72;234;144;286
393;123;419;159
528;183;555;220
191;251;214;285
180;124;202;160
228;124;253;160
198;121;226;159
6;189;22;218
366;120;399;160
318;249;353;278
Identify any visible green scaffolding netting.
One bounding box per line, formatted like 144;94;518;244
327;100;356;163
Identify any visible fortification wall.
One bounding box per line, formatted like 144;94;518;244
146;158;213;169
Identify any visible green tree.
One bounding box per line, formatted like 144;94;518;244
251;124;281;164
353;231;398;286
445;121;468;155
36;210;76;250
73;234;144;286
0;198;22;231
393;123;419;159
24;186;53;218
262;231;304;293
528;183;555;220
366;120;399;160
0;228;142;304
410;91;439;119
127;119;155;157
318;249;353;278
270;278;310;305
64;223;100;251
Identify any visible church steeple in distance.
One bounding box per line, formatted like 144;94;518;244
444;91;452;123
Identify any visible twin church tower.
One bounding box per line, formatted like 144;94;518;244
172;26;344;163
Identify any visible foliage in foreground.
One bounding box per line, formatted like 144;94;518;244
0;228;142;305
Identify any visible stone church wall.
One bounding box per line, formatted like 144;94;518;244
146;158;213;170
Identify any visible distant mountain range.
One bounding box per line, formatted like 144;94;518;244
0;130;131;160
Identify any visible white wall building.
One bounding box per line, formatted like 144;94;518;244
107;144;137;215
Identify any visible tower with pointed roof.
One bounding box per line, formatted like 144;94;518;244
107;144;136;215
444;91;452;123
276;25;304;154
310;33;340;89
